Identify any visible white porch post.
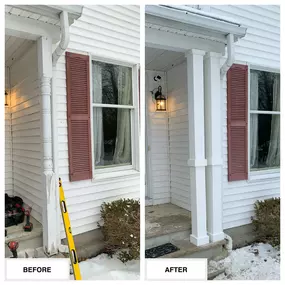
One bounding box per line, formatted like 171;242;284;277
37;36;59;255
204;52;224;242
186;49;209;246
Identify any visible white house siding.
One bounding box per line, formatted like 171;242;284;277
5;107;13;196
209;5;280;70
167;62;191;211
54;5;140;237
207;5;280;229
10;43;43;223
146;70;170;205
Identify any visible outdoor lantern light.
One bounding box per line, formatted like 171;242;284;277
154;85;166;111
5;90;8;106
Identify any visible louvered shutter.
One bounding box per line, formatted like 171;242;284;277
66;52;92;181
227;64;248;181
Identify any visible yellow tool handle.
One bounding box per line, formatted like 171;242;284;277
59;178;82;280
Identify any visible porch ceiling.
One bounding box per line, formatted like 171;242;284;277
146;47;185;71
5;35;35;67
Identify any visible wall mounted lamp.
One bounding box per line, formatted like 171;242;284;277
151;85;167;112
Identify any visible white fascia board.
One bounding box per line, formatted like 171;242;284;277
145;5;247;38
5;13;61;43
146;28;225;54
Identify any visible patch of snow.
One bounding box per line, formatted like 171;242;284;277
210;243;280;280
70;253;140;280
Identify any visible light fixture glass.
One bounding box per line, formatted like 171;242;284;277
155;86;166;111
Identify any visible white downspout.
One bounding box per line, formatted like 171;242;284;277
51;10;70;253
52;11;70;65
221;34;235;256
220;33;235;78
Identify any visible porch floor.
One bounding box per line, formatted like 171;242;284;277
145;203;191;239
5;217;42;257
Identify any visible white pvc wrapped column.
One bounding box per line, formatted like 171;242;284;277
185;49;209;246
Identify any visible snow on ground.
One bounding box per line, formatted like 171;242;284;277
210;243;280;280
71;253;140;280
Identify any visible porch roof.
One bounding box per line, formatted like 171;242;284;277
145;5;247;44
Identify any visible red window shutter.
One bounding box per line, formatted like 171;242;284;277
227;64;248;181
66;52;92;181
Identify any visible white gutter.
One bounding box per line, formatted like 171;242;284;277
52;11;70;65
162;5;241;26
220;34;235;78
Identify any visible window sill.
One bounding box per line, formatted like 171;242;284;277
92;168;140;182
248;169;280;183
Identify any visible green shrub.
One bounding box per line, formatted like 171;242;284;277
98;198;140;263
251;197;280;246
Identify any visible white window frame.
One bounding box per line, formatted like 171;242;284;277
89;54;140;180
247;64;280;181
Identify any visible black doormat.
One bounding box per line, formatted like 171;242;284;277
145;243;179;258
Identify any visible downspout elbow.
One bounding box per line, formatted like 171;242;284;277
220;33;235;78
52;11;70;65
224;233;233;254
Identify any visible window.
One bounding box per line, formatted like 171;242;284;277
249;69;280;171
92;60;135;170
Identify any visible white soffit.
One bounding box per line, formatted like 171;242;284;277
146;47;184;71
145;5;247;43
5;35;35;67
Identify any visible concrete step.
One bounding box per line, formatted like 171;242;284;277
146;204;192;249
157;239;228;261
5;217;43;258
146;229;191;249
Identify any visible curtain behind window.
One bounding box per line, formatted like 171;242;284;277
93;64;104;165
266;75;280;167
250;72;259;168
113;67;132;164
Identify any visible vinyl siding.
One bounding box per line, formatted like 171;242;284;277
146;70;170;205
221;75;279;230
54;5;140;237
10;43;43;223
209;5;280;70
167;62;191;211
5;107;13;196
208;5;280;229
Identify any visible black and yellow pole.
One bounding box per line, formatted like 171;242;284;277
59;178;82;280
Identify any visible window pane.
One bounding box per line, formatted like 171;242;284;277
92;61;133;105
93;107;132;168
250;70;280;111
250;114;280;170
